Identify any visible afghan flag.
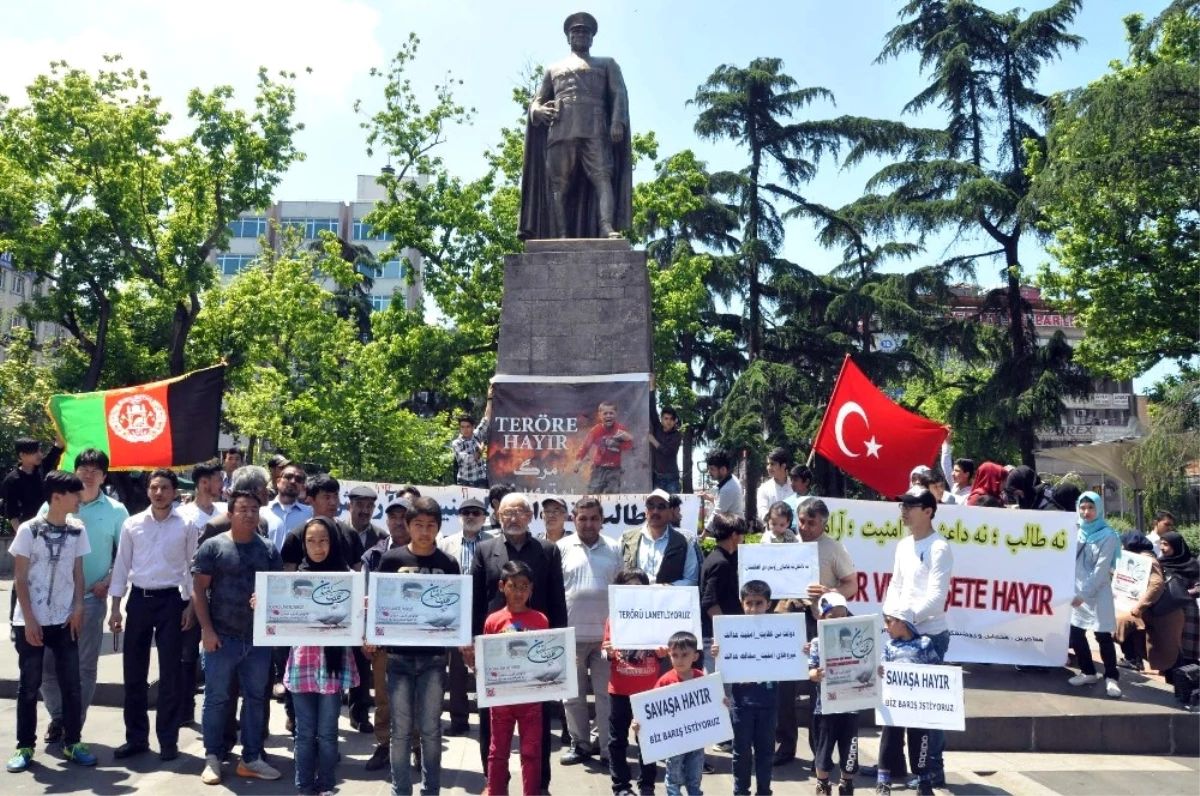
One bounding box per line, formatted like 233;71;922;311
46;364;226;471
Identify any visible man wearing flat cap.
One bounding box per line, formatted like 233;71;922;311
519;11;634;240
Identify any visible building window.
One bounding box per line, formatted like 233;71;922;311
352;220;393;241
9;313;23;330
12;275;25;295
369;294;391;312
357;262;384;280
0;269;5;290
380;260;405;280
281;217;340;239
217;254;257;275
228;216;268;238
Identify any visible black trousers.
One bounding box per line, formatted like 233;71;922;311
16;623;81;748
348;645;372;724
447;648;471;725
179;623;202;721
479;703;552;789
1070;624;1119;681
609;693;657;795
879;726;930;781
123;590;184;748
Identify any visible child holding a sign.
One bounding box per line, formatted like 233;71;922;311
633;631;708;796
710;579;778;796
875;609;940;796
602;568;665;796
806;593;859;796
478;561;549;796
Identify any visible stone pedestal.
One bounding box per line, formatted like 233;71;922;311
496;239;653;376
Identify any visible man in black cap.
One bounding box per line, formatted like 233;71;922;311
519;12;633;240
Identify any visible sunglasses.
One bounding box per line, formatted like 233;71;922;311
281;474;307;483
460;509;484;517
646;502;669;511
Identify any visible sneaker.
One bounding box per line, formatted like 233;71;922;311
44;720;63;744
1118;658;1143;672
160;745;179;762
6;748;33;773
839;779;855;795
201;755;222;785
365;744;390;771
1105;678;1122;698
237;757;282;780
917;782;935;796
908;771;945;789
560;746;592;765
63;743;97;767
816;780;833;796
1067;673;1102;686
714;740;733;753
875;784;891;796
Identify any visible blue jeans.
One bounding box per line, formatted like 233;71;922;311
388;652;446;796
665;747;704;795
292;691;340;793
201;636;270;762
732;703;776;795
925;631;951;774
654;475;681;494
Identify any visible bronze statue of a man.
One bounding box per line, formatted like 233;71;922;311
518;12;634;241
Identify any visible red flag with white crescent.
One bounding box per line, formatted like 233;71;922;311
812;355;948;497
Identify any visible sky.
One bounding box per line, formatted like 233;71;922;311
1;0;1176;389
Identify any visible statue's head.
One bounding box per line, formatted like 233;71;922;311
564;12;598;48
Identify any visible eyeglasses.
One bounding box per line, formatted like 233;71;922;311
646;502;669;511
281;474;307;483
499;509;531;520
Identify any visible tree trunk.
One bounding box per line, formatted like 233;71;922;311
681;331;696;493
168;294;201;376
80;297;111;391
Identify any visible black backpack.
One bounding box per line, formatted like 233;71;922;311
1173;663;1199;712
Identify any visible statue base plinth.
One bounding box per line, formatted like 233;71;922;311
496;238;652;377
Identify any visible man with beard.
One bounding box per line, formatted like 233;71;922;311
264;462;312;551
108;469;197;763
438;496;493;737
470;493;569;791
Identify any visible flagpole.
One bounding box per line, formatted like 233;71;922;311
808;354;852;468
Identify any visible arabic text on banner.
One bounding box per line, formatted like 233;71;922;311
818;613;881;715
713;613;807;683
336;481;701;540
631;672;733;763
821;498;1078;667
475;627;578;708
737;542;819;599
875;662;966;731
1112;551;1153;611
253;571;365;647
608;585;703;650
488;375;652;495
367;573;472;647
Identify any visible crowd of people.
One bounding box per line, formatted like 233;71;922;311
3;432;1199;796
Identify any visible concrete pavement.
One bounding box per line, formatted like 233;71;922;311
1;695;1196;796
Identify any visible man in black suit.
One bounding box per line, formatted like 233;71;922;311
470;493;569;791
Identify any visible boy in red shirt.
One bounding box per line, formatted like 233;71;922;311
573;401;633;494
633;630;708;796
478;561;548;795
602;569;666;796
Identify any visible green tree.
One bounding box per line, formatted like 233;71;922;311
1127;363;1200;520
0;57;304;387
842;0;1091;466
0;328;59;471
1031;2;1200;378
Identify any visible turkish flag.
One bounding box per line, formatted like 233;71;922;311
812;355;948;497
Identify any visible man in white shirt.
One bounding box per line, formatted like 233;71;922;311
558;497;621;765
699;451;742;536
938;431;974;504
263;461;312;550
883;489;954;786
756;447;795;522
107;469;198;762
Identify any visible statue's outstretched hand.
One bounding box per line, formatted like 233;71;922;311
532;100;559;126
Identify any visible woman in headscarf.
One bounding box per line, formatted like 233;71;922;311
1158;531;1200;678
286;517;359;796
1004;465;1053;510
966;462;1007;507
1067;491;1122;697
1113;532;1180;674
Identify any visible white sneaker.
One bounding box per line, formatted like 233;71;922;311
236;757;282;780
1105;678;1122;698
201;755;222;785
1067;673;1102;686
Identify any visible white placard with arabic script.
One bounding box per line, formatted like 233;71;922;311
738;542;819;599
1112;551;1153;612
818;613;881;714
609;585;703;650
713;613;807;683
631;672;733;763
475;627;578;708
253;571;365;647
876;662;966;731
367;573;472;647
